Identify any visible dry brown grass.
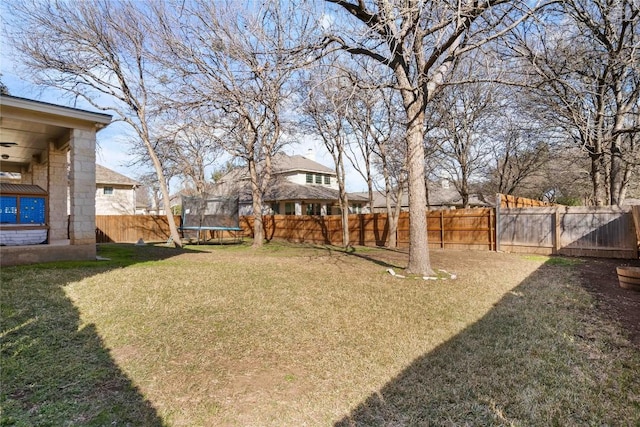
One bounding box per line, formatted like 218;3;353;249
3;242;639;426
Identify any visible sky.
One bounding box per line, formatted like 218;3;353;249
0;67;368;193
0;27;369;194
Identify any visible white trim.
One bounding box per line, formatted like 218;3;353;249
0;95;112;125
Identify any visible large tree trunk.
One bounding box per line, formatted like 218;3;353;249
248;158;264;247
461;164;470;208
337;149;350;247
141;121;182;248
402;92;435;276
617;161;632;206
590;153;604;206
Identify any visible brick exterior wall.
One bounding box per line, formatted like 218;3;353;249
69;129;97;246
48;142;68;241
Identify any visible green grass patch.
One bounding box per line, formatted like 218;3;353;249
522;254;583;266
2;246;638;426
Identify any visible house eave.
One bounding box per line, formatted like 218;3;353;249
1;94;113;126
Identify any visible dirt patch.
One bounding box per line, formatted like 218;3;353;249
577;257;640;347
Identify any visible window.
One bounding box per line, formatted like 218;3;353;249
306;173;313;184
306;203;321;215
324;175;330;185
285;202;295;215
103;186;114;195
270;202;280;214
326;205;332;215
315;174;322;184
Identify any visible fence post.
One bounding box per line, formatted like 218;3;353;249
495;194;501;252
489;208;494;251
554;207;561;254
440;210;445;248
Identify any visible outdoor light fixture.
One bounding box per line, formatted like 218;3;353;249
1;154;9;159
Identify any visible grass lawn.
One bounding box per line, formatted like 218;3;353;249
2;242;639;426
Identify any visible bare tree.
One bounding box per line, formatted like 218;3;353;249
344;80;407;247
374;131;408;248
323;0;539;275
0;76;9;95
509;0;640;205
344;91;376;211
428;79;496;207
158;122;223;198
155;0;308;246
7;0;184;246
301;70;354;247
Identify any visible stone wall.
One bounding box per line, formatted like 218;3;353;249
69;129;97;246
48;142;68;241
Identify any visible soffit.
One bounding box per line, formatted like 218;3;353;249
0;95;112;173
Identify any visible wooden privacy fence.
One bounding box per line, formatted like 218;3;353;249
499;193;553;208
96;215;181;243
241;209;496;250
96;205;639;259
497;206;638;259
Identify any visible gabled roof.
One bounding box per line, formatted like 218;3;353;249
96;164;139;186
263;181;366;202
232;178;368;204
272;153;335;175
218;153;336;184
354;183;490;209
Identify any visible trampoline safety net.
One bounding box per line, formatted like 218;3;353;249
181;196;240;228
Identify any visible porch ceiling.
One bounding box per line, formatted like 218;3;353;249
0;95;112;174
0;116;68;171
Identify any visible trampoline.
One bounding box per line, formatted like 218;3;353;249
180;195;244;244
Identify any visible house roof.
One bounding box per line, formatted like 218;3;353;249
233;178;368;204
263;181;367;202
0;94;112;174
354;183;490;209
96;164;139;186
218;153;336;184
0;94;113;124
0;183;47;195
272;153;335;174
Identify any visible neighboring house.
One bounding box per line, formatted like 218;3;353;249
95;164;139;215
356;180;490;213
0;94;112;265
216;151;368;216
136;192;181;216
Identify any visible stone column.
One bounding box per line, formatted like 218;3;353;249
47;142;68;241
69;129;97;249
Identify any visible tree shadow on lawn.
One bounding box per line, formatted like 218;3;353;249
345;246;411;270
335;258;640;426
0;244;199;426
